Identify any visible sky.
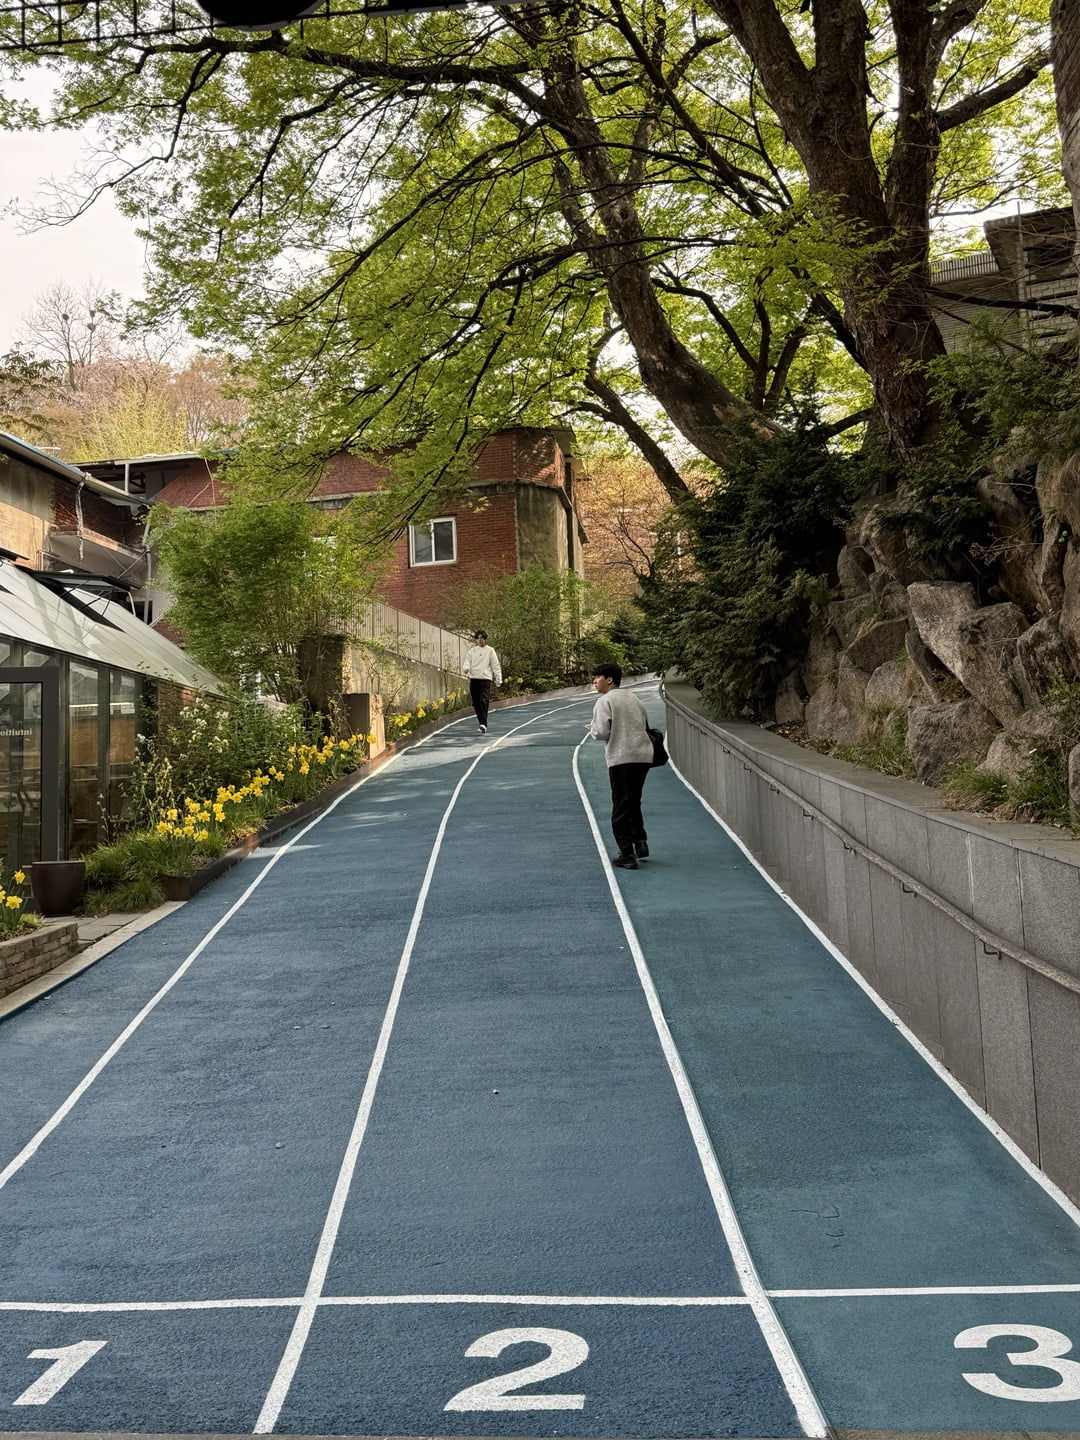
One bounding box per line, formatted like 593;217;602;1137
0;99;148;352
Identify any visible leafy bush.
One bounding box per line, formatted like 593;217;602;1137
447;564;626;687
641;408;885;716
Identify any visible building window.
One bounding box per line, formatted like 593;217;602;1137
409;517;456;566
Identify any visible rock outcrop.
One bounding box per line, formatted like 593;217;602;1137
773;453;1080;798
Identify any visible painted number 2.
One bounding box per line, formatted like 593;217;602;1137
956;1325;1080;1402
13;1341;107;1406
445;1327;588;1412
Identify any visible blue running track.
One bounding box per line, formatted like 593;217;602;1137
2;684;1080;1437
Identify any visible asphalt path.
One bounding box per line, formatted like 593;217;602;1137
1;684;1080;1437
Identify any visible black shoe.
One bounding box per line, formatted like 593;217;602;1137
634;842;649;859
612;853;638;869
479;724;487;733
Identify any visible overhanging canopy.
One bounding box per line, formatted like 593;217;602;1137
0;560;223;693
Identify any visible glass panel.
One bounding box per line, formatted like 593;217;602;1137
0;639;15;666
0;680;43;870
22;648;54;667
411;525;433;564
68;661;102;856
432;520;455;562
106;671;139;832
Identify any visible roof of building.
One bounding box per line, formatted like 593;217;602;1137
0;430;146;508
0;559;222;692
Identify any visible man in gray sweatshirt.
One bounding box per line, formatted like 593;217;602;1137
588;662;654;869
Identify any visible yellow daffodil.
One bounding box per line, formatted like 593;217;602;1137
6;895;22;910
13;870;25;884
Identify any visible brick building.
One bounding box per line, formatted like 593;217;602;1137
0;430;147;593
80;426;588;630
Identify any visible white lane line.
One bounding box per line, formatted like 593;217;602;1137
669;760;1080;1236
0;1293;752;1314
253;702;585;1435
771;1283;1080;1298
9;1281;1080;1316
572;740;829;1440
0;758;406;1197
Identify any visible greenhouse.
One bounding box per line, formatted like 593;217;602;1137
0;555;220;873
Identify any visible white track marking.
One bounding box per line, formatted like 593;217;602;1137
7;1280;1080;1315
0;759;404;1196
572;739;829;1439
253;704;583;1434
668;758;1080;1235
0;1293;751;1314
12;1340;107;1405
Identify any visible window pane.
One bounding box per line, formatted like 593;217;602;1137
69;662;102;856
432;520;455;562
411;525;433;564
22;648;53;666
107;672;139;831
0;679;43;868
0;638;15;665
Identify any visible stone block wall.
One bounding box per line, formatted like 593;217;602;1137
665;678;1080;1207
0;922;80;1000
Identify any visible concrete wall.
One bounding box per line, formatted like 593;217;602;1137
664;678;1080;1207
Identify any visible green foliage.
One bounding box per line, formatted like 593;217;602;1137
448;564;624;687
940;677;1080;829
384;689;469;741
641;412;889;716
151;489;381;703
127;691;311;828
880;324;1080;567
0;861;36;935
833;709;915;778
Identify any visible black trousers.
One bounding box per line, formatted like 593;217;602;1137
608;762;650;855
470;678;492;727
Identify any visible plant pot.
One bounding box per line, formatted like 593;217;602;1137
29;860;86;916
159;872;194;902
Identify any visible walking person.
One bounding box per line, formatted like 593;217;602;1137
588;662;654;869
464;630;502;733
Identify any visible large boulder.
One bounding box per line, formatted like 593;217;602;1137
1034;519;1068;613
1012;615;1076;707
866;655;937;710
1036;453;1080;536
907;583;1025;724
907;581;978;671
975;473;1043;614
775;668;807;726
801;627;841;692
828;597;875;648
906;701;1000;785
836;544;874;597
805;680;862;745
982;709;1058;783
836;654;871;724
845;617;909;675
1060;542;1080;671
855;504;949;585
954;603;1027;725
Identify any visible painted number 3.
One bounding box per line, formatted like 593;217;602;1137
956;1325;1080;1402
445;1327;588;1411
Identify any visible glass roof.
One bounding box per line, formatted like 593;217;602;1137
0;561;223;693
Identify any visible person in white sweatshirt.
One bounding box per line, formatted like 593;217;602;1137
463;630;502;733
588;662;654;869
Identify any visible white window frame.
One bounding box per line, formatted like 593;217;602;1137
408;517;457;567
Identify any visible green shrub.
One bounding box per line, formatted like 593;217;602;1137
640;405;888;717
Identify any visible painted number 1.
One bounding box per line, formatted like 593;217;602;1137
956;1325;1080;1402
445;1327;588;1411
13;1341;107;1406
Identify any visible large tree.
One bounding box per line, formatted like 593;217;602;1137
0;0;1060;497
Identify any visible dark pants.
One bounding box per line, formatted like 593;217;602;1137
470;679;492;727
608;762;650;855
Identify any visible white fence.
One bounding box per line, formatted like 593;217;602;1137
354;601;470;675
